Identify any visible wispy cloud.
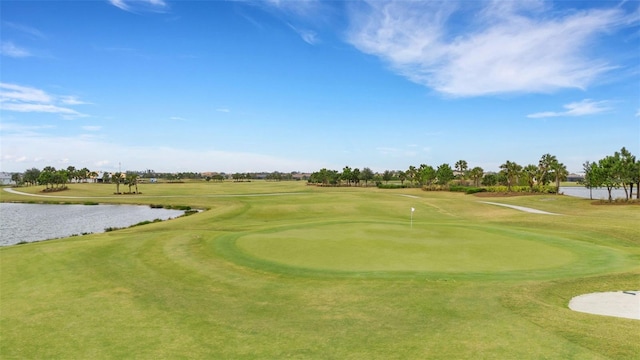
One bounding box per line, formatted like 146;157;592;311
216;108;231;113
0;41;31;58
288;23;318;44
169;116;186;121
0;83;88;119
347;1;635;97
3;22;47;39
108;0;168;13
527;99;611;118
60;95;91;105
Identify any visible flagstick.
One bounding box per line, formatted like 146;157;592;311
410;207;414;229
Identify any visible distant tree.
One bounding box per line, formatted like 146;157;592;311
232;173;243;182
382;170;393;184
407;165;417;185
469;167;484;187
126;173;139;193
23;168;40;186
418;164;436;186
360;167;374;186
11;173;22;185
618;147;636;200
522;164;538;192
499;160;522;192
550;161;568;194
351;168;361;186
79;167;91;182
634;160;640;200
66;166;77;183
482;173;498;186
597;155;621;202
342;166;352;186
102;172;111;184
454;160;468;179
398;171;407;185
582;161;602;200
435;163;454;185
538;154;557;186
113;172;123;193
53;170;69;188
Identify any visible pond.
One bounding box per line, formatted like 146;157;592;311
559;186;633;200
0;203;185;246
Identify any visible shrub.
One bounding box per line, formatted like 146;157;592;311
377;184;408;189
421;184;449;191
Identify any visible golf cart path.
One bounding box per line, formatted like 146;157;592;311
569;291;640;320
478;201;559;215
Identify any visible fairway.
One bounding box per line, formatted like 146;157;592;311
1;182;639;359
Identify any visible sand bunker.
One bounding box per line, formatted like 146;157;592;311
569;291;639;320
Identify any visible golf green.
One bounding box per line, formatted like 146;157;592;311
231;222;579;274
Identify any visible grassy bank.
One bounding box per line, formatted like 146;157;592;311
1;182;639;358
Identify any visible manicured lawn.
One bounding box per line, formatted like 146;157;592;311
1;182;639;358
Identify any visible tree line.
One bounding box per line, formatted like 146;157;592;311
16;166;98;191
308;148;639;202
582;147;639;201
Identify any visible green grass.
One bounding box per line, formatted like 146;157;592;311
1;182;639;359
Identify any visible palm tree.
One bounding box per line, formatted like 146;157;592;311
522;164;538;192
454;160;468;180
550;161;568;194
469;167;484;187
538;154;557;186
398;171;407;185
407;166;417;185
113;172;122;194
499;160;522;192
126;173;139;193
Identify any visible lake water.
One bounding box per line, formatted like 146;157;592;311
559;186;633;200
0;203;184;246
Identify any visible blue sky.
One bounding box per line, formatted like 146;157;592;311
1;0;639;174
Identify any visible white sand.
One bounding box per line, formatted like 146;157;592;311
478;201;559;215
569;291;640;320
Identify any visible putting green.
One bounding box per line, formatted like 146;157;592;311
229;222;581;276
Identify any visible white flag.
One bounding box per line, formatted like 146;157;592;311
411;207;415;212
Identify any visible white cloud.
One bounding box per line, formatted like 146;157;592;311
0;83;88;118
0;133;320;173
108;0;168;13
0;83;50;103
216;108;231;113
0;41;31;58
347;1;633;96
169;116;186;121
527;99;611;118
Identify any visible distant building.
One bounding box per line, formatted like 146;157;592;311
567;173;584;182
0;172;15;185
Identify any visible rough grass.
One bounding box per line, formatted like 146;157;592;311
1;182;639;359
